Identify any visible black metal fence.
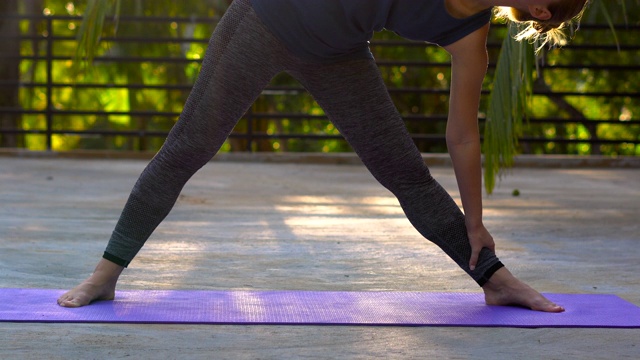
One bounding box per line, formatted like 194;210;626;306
1;12;639;155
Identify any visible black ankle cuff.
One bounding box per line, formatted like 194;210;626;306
476;261;504;287
103;251;130;268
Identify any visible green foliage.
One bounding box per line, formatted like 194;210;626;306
74;0;120;71
483;0;640;192
483;25;534;194
9;0;639;170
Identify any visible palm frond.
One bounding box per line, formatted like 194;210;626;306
73;0;120;72
482;0;632;194
595;0;621;51
483;24;534;194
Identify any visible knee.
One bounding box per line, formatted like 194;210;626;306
155;139;216;174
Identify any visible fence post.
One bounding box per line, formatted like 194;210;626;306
45;16;53;151
245;107;254;152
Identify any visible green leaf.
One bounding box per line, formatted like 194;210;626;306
73;0;120;73
595;0;621;51
483;24;534;194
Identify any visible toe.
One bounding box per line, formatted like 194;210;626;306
56;295;68;306
548;304;565;313
57;293;81;307
61;299;82;308
57;298;73;307
533;299;565;313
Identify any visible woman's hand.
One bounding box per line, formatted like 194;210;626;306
466;222;496;271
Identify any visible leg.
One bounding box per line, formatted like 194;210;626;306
289;59;501;285
105;0;286;267
58;0;287;307
289;59;563;312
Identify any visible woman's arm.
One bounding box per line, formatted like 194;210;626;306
443;24;494;271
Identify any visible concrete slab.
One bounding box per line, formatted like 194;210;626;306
0;157;638;359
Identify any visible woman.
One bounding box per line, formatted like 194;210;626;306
58;0;588;311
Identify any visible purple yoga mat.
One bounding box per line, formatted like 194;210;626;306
1;289;639;328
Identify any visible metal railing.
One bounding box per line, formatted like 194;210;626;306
0;13;638;155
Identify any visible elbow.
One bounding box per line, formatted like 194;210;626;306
446;131;480;148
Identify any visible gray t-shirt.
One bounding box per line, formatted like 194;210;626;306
250;0;492;62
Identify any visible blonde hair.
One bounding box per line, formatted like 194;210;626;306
494;0;588;51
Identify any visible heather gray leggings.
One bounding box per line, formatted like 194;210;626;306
104;0;503;286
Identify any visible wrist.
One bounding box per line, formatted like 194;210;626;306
465;217;484;231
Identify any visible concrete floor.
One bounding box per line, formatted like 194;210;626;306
0;156;638;359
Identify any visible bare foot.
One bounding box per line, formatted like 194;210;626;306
57;258;124;308
482;267;565;313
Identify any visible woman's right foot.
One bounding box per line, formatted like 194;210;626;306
482;267;565;313
57;258;124;308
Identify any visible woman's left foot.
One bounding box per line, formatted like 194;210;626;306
482;267;565;312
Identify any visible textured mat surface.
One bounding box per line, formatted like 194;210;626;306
1;289;639;328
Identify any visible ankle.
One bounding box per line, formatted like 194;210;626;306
482;267;517;291
89;258;125;283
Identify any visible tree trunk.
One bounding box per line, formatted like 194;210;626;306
0;0;22;148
